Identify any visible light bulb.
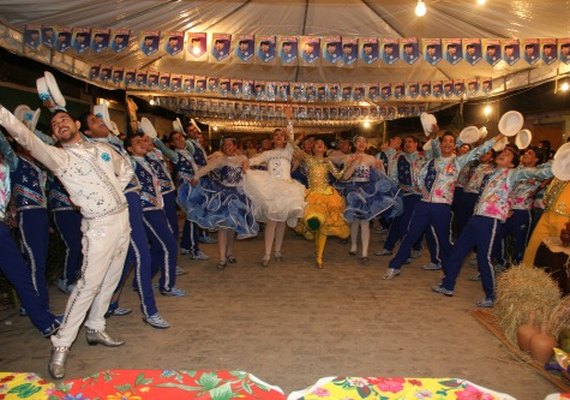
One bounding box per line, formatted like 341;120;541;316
561;82;570;92
362;120;371;129
415;0;427;16
149;98;156;106
192;45;201;56
477;0;486;4
213;126;219;131
483;105;492;116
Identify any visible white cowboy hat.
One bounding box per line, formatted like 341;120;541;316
44;71;66;108
140;117;158;139
420;112;437;137
172;117;184;133
554;142;570;159
498;110;524;136
14;105;40;132
36;77;51;104
552;149;570;181
514;129;532;149
190;118;202;133
493;136;509;152
458;126;481;144
479;126;488;139
93;104;113;132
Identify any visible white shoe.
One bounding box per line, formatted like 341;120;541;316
374;249;393;256
382;268;401;280
422;262;442;271
410;249;422;259
143;313;170;329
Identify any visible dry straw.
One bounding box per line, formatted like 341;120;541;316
548;295;570;338
494;265;561;343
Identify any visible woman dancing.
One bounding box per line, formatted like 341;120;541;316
295;138;354;268
243;124;306;267
340;135;402;262
182;137;259;269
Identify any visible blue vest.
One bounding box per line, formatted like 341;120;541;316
11;157;47;210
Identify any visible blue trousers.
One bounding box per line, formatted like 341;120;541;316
17;208;50;307
144;209;178;293
112;192;158;318
163;191;179;241
455;192;478;236
181;218;201;254
442;215;501;300
389;201;452;271
0;221;57;332
496;209;532;265
53;210;83;287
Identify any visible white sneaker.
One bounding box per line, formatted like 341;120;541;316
143;313;170;329
422;262;442;271
382;268;401;280
410;249;422;259
374;249;393;256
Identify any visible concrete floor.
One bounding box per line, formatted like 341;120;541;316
0;229;559;399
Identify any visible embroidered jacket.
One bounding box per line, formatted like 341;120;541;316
463;162;496;194
132;156;164;211
508;165;545;211
145;149;175;195
154;139;197;185
389;151;427;195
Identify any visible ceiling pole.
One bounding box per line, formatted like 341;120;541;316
294;0;311;83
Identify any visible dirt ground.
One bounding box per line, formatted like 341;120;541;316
0;229;560;399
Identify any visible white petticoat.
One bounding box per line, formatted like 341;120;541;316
243;169;306;227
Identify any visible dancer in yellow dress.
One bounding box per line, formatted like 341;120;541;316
295;139;356;268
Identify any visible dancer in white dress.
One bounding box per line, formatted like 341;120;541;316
244;124;306;267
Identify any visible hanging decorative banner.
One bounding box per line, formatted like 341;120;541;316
292;82;305;101
187;32;207;60
316;84;327;101
453;79;465;96
353;83;365;101
502;39;520;66
148;70;160;89
234;34;254;63
164;31;184;57
467;78;479;95
124;69;136;87
541;38;557;65
342;37;358;66
242;79;254;99
207;77;219;93
432;80;443;98
443;38;462;65
253;81;265;100
300;36;320;65
41;26;55;48
522;38;539;65
341;83;353;101
483;39;501;66
407;81;419;98
111;29;130;53
401;38;419;65
140;30;160;56
482;77;492;93
219;78;231;95
55;27;72;52
420;81;431;97
559;38;570;64
182;75;194;93
135;70;148;88
323;35;342;65
230;79;242;97
266;82;276;101
24;24;41;49
423;38;442;66
210;33;231;62
170;74;182;91
194;75;206;93
278;36;298;65
89;65;100;80
393;82;404;99
329;83;341;102
257;35;276;64
91;28;110;53
463;38;482;65
111;67;124;85
380;82;392;100
100;65;112;83
276;82;289;101
443;80;454;97
360;37;379;66
305;82;317;101
367;83;379;100
382;38;399;64
72;27;90;53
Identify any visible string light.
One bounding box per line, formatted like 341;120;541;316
483;104;492;116
415;0;427;17
477;0;486;5
362;120;371;129
149;98;155;106
561;82;570;92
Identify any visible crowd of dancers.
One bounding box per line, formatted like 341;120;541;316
0;89;567;379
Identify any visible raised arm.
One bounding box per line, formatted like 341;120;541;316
193;155;223;182
0;106;67;172
107;144;134;190
153;138;178;162
34;129;56;145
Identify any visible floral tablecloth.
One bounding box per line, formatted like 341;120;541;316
287;376;516;400
0;372;53;399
